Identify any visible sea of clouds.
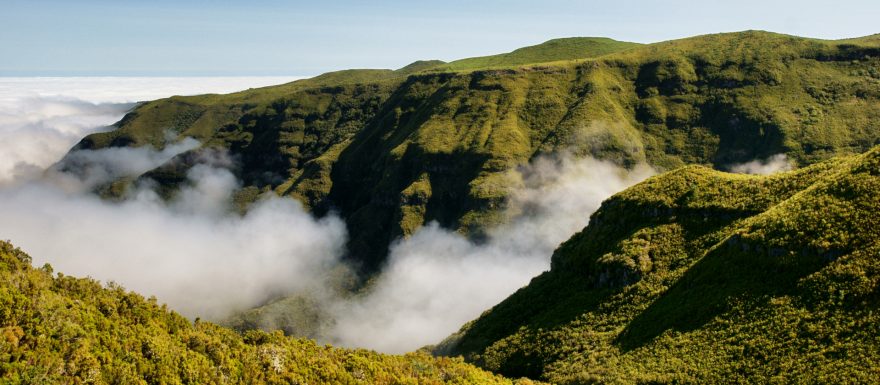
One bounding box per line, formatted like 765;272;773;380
0;77;664;353
0;77;300;182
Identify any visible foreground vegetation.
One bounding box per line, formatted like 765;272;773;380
68;31;880;273
437;145;880;383
0;241;534;384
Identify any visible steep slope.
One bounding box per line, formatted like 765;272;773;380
0;240;538;384
66;30;880;272
437;145;880;383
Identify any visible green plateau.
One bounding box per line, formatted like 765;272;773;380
69;31;880;273
436;144;880;384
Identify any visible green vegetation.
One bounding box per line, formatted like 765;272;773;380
68;31;880;273
435;37;641;71
24;31;880;382
437;145;880;383
0;240;540;384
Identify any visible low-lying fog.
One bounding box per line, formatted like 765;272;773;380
0;77;785;353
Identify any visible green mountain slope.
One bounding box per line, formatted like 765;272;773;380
0;240;539;384
68;30;880;272
436;145;880;383
437;37;642;71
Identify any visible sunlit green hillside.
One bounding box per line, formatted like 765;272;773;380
438;145;880;383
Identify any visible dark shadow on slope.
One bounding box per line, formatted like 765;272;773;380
616;237;831;351
445;203;759;374
701;101;787;167
339;149;491;273
233;87;388;189
441;270;618;379
328;76;453;270
329;74;503;273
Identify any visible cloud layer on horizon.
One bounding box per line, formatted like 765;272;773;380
0;77;302;183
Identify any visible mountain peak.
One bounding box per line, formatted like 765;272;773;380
396;59;447;74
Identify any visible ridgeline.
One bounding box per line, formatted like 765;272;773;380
69;31;880;272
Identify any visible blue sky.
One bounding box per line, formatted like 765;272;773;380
1;0;878;76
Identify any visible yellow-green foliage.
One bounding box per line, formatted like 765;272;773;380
438;146;880;383
71;31;880;271
0;241;538;385
397;173;434;236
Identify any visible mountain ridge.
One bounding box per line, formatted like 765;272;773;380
66;30;880;274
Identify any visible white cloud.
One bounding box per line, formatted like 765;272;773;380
0;77;303;183
328;154;655;353
0;77;304;104
48;137;200;192
0;176;346;319
729;154;793;175
0;77;342;321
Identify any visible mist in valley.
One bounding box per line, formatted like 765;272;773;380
0;78;659;353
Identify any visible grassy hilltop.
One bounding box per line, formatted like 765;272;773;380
436;144;880;383
69;31;880;272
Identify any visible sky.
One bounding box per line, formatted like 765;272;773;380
1;0;878;76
